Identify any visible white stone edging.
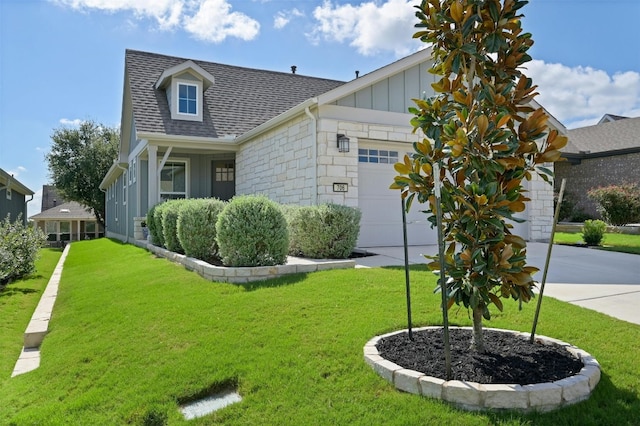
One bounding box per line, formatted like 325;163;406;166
364;326;600;412
133;240;355;283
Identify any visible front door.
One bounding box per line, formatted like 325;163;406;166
212;160;235;201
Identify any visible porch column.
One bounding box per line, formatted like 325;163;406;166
148;145;158;209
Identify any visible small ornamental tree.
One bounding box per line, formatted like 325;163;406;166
392;0;567;352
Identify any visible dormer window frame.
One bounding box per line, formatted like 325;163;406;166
169;77;203;122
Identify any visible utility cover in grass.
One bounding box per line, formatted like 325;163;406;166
180;389;242;420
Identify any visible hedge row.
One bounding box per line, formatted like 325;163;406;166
146;196;361;267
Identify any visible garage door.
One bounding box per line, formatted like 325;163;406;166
357;145;437;247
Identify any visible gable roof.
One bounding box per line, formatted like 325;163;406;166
0;168;34;196
564;116;640;156
29;201;95;221
126;49;346;139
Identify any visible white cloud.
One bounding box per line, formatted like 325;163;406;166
59;118;83;126
183;0;259;43
274;8;304;30
526;60;640;128
309;0;420;57
7;166;27;178
51;0;259;43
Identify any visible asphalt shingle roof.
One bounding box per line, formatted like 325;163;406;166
126;49;347;138
30;201;95;221
564;116;640;154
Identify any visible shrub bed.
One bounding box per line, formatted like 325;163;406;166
216;195;289;267
588;183;640;226
286;203;361;259
161;199;189;254
177;198;226;262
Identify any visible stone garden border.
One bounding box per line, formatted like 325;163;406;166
364;326;600;412
134;240;355;284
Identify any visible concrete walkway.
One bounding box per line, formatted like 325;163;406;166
354;242;640;325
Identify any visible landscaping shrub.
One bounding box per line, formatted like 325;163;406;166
555;190;577;222
177;198;226;262
151;202;170;247
287;204;361;259
588;183;640;226
216;195;289;267
0;214;47;285
161;199;189;254
280;204;303;256
582;219;607;246
146;204;159;244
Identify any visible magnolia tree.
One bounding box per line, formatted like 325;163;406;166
392;0;567;352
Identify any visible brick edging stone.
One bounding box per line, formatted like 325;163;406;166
364;326;600;412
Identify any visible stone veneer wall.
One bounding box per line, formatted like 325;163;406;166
236;115;316;205
236;111;554;241
555;152;640;219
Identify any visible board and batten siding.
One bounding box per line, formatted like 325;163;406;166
334;61;437;113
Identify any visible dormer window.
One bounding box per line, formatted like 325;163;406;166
178;83;197;115
155;60;214;123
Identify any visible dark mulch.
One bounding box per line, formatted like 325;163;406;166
377;328;584;385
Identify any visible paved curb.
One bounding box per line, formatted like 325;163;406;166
12;244;71;377
364;326;600;412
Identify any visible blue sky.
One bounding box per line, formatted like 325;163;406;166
1;0;639;216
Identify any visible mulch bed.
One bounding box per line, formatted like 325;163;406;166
377;328;584;385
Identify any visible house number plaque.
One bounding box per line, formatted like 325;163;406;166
333;183;348;192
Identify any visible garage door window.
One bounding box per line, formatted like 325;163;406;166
358;149;398;164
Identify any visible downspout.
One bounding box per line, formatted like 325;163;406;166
116;163;129;242
304;105;318;205
25;194;33;226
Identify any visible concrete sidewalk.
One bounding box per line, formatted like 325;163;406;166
354;242;640;325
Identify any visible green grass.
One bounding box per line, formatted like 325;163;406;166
555;232;640;255
0;248;63;377
1;239;639;425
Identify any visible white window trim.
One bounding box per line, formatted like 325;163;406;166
122;175;127;206
159;158;190;201
171;78;203;122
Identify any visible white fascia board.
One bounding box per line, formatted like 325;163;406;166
99;162;126;189
317;47;433;106
234;98;319;144
154;60;215;90
137;132;240;152
0;168;34;195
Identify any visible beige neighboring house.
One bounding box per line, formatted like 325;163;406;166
30;186;103;244
555;115;640;219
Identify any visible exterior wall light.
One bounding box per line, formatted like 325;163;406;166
337;134;350;153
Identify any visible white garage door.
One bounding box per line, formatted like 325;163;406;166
357;145;437;247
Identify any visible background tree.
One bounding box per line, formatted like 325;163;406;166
392;0;567;352
46;120;119;228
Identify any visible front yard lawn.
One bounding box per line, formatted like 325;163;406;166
555;232;640;255
0;248;63;377
1;239;639;424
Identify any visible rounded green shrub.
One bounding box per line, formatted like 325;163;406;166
0;214;47;285
151;202;170;247
582;219;607;246
280;204;303;256
216;195;289;267
161;199;189;253
146;204;160;244
588;183;640;226
287;203;361;259
177;198;226;262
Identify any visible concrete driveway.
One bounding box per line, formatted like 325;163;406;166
354;242;640;325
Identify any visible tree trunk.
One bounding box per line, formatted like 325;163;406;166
471;304;485;353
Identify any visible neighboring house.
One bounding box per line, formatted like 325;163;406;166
30;186;104;243
100;49;563;247
555;115;640;219
0;168;34;225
